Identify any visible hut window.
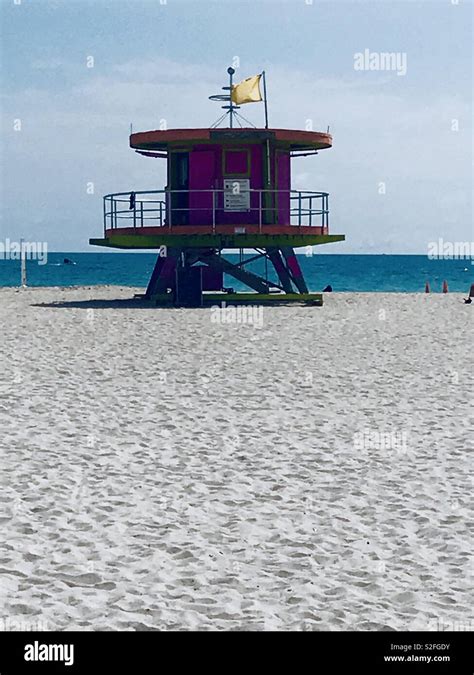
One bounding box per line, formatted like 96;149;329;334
223;149;250;176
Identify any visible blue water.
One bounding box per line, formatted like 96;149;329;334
0;253;472;292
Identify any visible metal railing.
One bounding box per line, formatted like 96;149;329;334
103;188;329;234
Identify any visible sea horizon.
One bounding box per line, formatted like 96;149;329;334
1;252;472;293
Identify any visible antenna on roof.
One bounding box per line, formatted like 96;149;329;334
209;66;259;129
209;67;240;128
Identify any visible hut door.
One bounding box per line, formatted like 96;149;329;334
169;152;189;225
189;150;215;226
276;151;290;225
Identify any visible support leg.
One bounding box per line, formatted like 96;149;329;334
267;247;295;293
145;247;181;298
280;247;309;294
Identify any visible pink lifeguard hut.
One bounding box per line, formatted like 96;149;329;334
90;67;345;305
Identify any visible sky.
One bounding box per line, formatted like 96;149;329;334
0;0;472;253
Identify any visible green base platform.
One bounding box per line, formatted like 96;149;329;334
89;233;344;249
148;292;323;307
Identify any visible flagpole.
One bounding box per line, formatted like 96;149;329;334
262;70;269;129
262;71;271;224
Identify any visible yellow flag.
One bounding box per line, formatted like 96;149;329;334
231;74;263;105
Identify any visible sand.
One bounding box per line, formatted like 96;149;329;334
0;286;472;631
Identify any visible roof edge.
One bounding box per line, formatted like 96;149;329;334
130;128;332;151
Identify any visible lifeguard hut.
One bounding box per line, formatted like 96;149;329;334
90;67;345;305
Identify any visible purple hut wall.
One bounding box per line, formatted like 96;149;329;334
187;144;271;226
189;148;216;225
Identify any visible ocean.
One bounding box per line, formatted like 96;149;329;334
0;253;472;293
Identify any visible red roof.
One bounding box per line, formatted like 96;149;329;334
130;128;332;152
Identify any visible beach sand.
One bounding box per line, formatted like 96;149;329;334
0;286;472;631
